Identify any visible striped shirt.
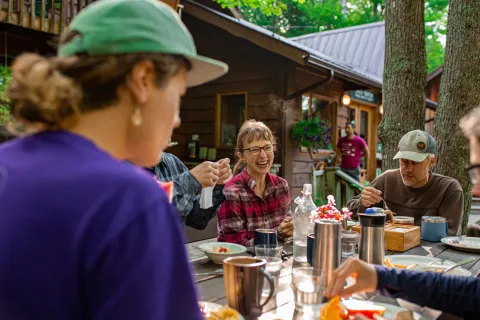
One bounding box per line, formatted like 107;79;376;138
152;153;225;230
217;168;291;247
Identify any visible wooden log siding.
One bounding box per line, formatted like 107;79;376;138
1;0;181;34
169;14;288;169
0;0;92;34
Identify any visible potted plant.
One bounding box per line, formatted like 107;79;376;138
291;116;333;158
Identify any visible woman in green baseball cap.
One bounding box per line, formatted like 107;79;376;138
0;0;227;319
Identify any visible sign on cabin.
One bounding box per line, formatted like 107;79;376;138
350;90;379;105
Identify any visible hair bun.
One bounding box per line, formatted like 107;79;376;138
8;53;82;130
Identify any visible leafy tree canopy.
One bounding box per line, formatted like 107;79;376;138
214;0;448;72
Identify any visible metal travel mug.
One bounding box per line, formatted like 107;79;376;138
223;256;275;318
312;220;342;285
358;212;387;265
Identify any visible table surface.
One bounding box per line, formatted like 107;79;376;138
187;238;480;320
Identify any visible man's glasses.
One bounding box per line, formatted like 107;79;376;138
466;163;480;184
241;144;275;156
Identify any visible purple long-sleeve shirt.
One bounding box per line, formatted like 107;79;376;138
0;131;202;320
376;266;480;319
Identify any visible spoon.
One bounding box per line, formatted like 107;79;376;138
427;258;446;266
443;257;476;273
451;235;466;244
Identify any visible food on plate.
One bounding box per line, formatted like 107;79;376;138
320;297;417;320
200;305;239;320
394;311;415;320
384;258;416;269
212;246;231;253
384;258;394;267
320;296;348;320
342;300;386;319
321;297;388;320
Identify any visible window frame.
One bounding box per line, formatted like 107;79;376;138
215;91;248;149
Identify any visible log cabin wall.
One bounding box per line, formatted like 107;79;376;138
288;67;344;201
426;73;441;134
169;13;290;175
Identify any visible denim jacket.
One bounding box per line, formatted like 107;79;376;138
152;153;225;230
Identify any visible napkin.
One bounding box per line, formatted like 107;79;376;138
200;186;215;209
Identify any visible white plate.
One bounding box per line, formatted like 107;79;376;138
412;265;471;277
386;255;471;276
321;299;425;320
198;301;245;320
386;255;455;268
441;236;480;253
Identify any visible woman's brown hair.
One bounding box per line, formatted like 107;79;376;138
232;120;277;175
7;30;191;134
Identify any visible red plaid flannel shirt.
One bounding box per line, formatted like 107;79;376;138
217;169;291;247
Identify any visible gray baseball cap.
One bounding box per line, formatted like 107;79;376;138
393;130;436;162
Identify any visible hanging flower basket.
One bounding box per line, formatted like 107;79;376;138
291;117;333;153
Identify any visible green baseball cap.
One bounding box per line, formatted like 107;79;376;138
393;130;437;162
58;0;228;87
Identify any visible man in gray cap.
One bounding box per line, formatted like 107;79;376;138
347;130;463;235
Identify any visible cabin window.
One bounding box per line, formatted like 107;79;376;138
302;94;334;123
215;92;248;148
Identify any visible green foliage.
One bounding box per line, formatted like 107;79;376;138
290;116;333;150
425;0;448;72
0;65;12;125
214;0;305;17
229;0;447;73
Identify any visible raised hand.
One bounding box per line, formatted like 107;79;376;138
189;161;219;188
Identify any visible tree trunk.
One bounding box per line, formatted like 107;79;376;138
378;0;426;171
433;0;480;234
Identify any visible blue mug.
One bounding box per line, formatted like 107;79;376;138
421;216;448;242
307;233;315;265
254;229;278;250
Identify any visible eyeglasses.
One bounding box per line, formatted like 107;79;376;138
466;163;480;184
241;144;275;156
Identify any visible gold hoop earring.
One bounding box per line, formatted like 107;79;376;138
131;107;142;127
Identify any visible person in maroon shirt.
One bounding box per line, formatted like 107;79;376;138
336;122;369;181
217;120;293;247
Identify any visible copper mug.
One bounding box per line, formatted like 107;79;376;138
223;256;275;318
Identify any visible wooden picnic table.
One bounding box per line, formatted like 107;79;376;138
188;239;480;320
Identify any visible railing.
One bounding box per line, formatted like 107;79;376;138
1;0;181;34
312;167;363;209
0;0;94;34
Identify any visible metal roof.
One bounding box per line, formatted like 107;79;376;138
427;65;443;82
291;21;385;84
183;0;382;88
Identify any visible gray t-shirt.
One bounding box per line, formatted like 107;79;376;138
347;169;464;235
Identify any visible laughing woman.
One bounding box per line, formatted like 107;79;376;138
217;120;293;247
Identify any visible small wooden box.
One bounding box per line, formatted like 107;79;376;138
352;224;421;252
